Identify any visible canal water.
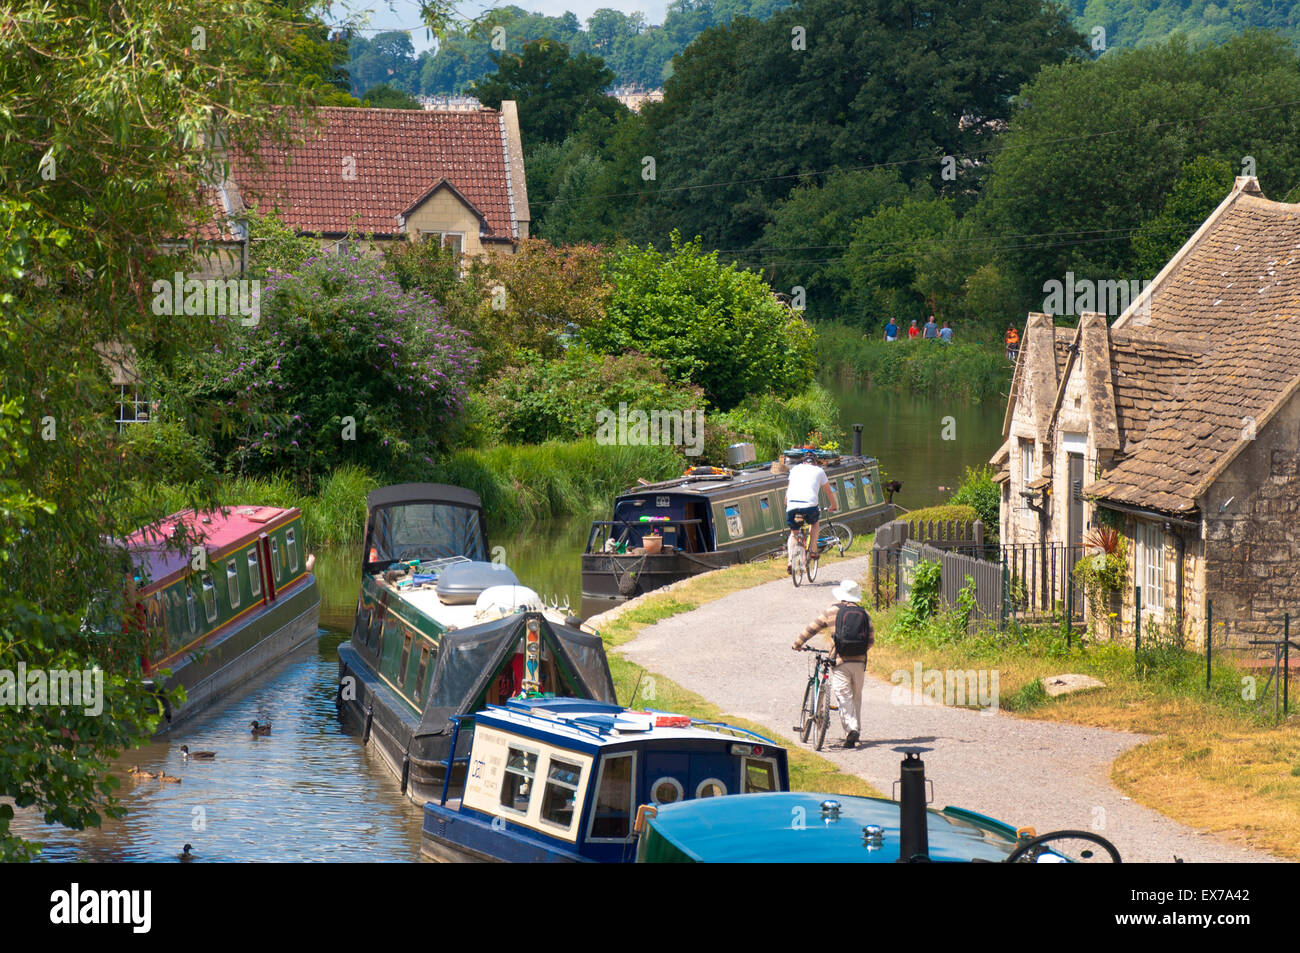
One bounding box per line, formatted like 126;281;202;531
10;381;1004;861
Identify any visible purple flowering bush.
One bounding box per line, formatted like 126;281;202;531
189;253;476;486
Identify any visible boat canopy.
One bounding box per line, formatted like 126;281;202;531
363;484;488;569
415;613;616;741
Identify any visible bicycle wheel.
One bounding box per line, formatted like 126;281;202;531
791;535;805;587
806;542;819;582
824;522;853;557
814;674;831;751
798;680;816;742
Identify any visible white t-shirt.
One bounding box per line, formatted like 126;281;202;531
786;463;829;509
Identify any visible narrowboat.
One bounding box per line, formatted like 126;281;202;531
580;437;896;618
122;505;320;730
636;749;1122;863
420;697;790;862
337;484;619;806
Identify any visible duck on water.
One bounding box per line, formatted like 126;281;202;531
337;484;617;807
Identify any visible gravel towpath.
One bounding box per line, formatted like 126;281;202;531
614;554;1277;863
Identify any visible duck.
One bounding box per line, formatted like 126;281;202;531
179;745;216;761
178;844;196;862
126;765;152;779
158;772;182;784
249;720;272;736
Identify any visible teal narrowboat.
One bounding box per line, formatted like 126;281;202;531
338;484;618;806
122;505;320;730
581;445;895;618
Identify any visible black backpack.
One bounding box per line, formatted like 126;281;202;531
833;603;873;656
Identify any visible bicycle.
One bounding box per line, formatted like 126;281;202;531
788;516;853;586
795;647;834;751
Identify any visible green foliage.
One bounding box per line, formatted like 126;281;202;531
360;83;423;109
1130;156;1235;277
816;323;1012;401
589;233;816;409
903;504;981;527
470;39;627;145
1066;0;1300;50
948;466;1000;534
478;345;705;444
713;384;841;462
1074;535;1130;605
119;421;216;486
246;208;321;279
900;559;943;630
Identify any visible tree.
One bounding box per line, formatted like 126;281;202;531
587;233;815;408
361;83;423;109
0;0;319;859
1130;156;1235;279
470;39;627;145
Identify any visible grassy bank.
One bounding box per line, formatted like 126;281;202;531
591;546;884;797
866;605;1300;857
128;441;684;546
816;321;1013;401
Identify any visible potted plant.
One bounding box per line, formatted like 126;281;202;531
643;527;664;555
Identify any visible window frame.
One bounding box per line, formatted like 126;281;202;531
741;756;780;794
695;778;728;799
1136;522;1165;615
499;744;541;816
650;776;684;806
585;751;638;844
285;527;299;573
226;559;240;611
538;757;585;832
200;572;217;624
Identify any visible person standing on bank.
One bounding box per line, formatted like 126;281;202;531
792;579;873;748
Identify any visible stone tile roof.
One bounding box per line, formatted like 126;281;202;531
1089;185;1300;513
227;107;519;240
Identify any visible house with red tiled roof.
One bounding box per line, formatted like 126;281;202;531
203;102;529;267
993;176;1300;647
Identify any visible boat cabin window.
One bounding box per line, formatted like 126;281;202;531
651;777;684;806
226;560;240;610
742;757;779;794
367;503;486;566
540;758;583;830
500;746;539;815
186;583;199;634
247;547;261;598
285;528;299;573
587;753;635;841
200;573;217;624
843;477;858;508
415;647;431;700
696;779;727;798
398;632;413;687
269;538;280;582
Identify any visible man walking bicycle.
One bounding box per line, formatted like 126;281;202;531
792;579;873;748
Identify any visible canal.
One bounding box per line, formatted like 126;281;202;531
10;381;1004;861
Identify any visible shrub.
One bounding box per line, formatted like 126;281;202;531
947;465;999;535
713;384;842;461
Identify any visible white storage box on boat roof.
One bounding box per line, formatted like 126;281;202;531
474;584;544;620
436;560;520;605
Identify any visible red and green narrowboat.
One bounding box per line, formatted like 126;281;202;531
123;505;320;730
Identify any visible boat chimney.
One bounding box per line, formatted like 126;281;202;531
852;424;863;457
895;747;930;862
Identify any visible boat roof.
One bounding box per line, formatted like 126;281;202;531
122;506;297;589
367;482;482;511
472;698;778;755
644;792;1020;863
619;455;879;499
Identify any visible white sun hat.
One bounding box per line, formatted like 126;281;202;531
832;579;862;603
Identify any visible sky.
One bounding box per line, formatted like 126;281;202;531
329;0;669;53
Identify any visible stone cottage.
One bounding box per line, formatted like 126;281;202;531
993;176;1300;645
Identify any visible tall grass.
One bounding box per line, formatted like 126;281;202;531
128;443;683;546
714;383;842;459
816;321;1012;401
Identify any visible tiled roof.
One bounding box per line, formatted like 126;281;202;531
1088;185;1300;513
227;107;519;240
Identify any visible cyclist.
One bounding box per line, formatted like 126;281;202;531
792;579;873;748
785;450;837;571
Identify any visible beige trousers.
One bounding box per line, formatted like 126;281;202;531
831;660;865;736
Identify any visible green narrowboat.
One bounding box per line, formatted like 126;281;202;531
580;443;895;619
338;484;617;806
123;505;320;730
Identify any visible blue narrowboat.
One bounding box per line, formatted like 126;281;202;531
420;698;790;863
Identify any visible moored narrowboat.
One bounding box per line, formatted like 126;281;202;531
581;441;895;618
122;505;320;730
420;698;790;862
338;484;618;806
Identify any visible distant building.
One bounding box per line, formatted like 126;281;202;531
611;86;663;112
993;176;1300;647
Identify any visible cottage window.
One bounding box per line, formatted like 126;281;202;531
1020;439;1036;510
1136;522;1165;614
499;746;538;814
114;385;151;431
